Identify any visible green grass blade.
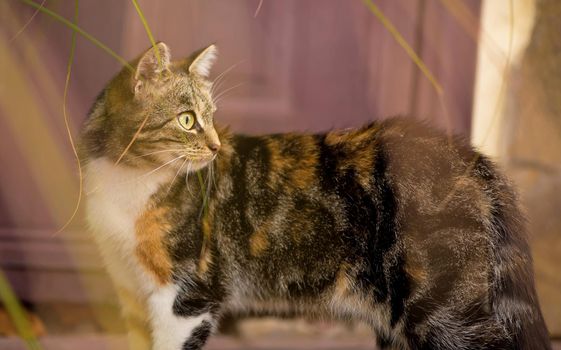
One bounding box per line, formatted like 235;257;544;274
113;0;161;165
0;270;43;350
197;171;208;216
130;0;162;68
362;0;443;95
18;0;133;72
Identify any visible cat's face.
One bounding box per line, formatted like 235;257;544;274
83;43;220;172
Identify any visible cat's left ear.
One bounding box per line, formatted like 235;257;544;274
187;44;218;78
133;42;171;94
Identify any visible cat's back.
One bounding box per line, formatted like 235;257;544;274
221;118;549;348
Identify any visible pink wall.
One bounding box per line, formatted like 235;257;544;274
22;0;480;134
0;0;480;303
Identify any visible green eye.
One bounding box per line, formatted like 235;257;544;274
177;111;196;130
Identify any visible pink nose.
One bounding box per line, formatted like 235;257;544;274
207;143;221;153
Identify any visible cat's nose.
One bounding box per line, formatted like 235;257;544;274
207;142;221;153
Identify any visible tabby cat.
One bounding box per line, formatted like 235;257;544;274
81;43;551;350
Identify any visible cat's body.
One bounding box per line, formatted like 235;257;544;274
82;43;550;350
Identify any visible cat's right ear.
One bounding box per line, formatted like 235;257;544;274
133;42;171;95
187;44;218;78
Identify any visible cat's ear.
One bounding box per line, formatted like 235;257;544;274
133;42;171;94
187;44;218;78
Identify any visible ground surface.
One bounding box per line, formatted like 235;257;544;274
1;336;561;350
1;305;559;349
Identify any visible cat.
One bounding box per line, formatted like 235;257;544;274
81;42;551;350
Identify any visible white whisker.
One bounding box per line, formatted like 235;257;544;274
211;60;244;96
134;155;186;182
213;82;246;105
211;154;218;189
209;159;218;191
196;163;215;219
211;79;226;102
128;149;184;160
185;162;194;195
167;157;188;195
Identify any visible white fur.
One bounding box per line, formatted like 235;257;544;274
149;285;211;350
85;157;211;349
84;157;173;295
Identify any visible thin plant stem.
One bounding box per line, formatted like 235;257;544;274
131;0;162;69
438;0;514;211
362;0;443;95
116;0;163;164
56;0;81;234
9;0;46;43
197;171;209;218
115;114;149;165
18;0;133;72
254;0;264;18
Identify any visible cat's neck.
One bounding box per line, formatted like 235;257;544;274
85;157;175;217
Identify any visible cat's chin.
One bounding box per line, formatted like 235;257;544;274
186;158;215;172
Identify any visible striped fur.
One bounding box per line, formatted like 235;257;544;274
81;44;550;350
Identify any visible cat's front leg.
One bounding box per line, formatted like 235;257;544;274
148;284;217;350
115;285;152;350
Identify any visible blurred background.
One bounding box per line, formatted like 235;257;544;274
0;0;559;349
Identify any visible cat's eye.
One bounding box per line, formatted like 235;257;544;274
177;111;196;131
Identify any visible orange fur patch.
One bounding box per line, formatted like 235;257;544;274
198;215;213;274
333;264;353;298
135;207;172;285
249;228;270;257
291;136;318;189
265;138;284;185
326;128;378;189
405;263;428;286
347;146;375;189
324;126;377;147
266;135;318;190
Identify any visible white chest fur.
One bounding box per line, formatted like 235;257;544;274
84;157;173;293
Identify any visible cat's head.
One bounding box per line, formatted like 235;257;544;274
82;42;221;172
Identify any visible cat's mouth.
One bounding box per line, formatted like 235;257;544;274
163;152;216;173
187;156;216;172
150;149;216;176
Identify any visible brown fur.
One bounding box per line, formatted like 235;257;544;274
135;206;173;285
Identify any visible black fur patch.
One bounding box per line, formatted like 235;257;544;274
182;320;213;350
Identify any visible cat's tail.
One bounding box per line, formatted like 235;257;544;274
483;159;551;350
